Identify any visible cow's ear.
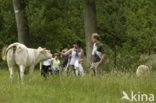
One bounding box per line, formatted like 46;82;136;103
40;49;46;53
38;47;42;49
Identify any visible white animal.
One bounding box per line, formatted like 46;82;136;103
1;42;52;83
136;65;150;77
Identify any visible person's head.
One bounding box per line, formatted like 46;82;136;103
73;40;81;48
54;53;59;59
62;48;68;53
92;33;100;43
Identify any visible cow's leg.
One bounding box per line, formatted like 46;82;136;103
9;67;14;82
17;68;21;84
28;66;34;82
29;66;34;76
19;65;25;84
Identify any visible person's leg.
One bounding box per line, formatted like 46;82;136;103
48;65;52;75
62;66;64;72
41;65;44;76
41;66;46;78
52;66;56;72
45;66;49;79
96;62;102;75
56;66;60;76
72;65;77;76
67;65;74;76
64;66;67;72
53;66;59;75
90;63;96;76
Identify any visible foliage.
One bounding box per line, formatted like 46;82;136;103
0;0;156;70
96;0;156;70
26;0;84;51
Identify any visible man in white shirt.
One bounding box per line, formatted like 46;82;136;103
90;33;106;76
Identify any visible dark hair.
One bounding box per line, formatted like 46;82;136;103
73;40;81;47
92;33;100;40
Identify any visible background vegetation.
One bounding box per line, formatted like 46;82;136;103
0;0;156;71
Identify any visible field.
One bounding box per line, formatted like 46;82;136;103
0;69;156;103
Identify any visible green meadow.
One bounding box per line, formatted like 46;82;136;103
0;69;155;103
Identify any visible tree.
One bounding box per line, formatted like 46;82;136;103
12;0;29;45
84;0;97;67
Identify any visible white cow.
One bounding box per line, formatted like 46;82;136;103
136;65;150;77
1;42;52;83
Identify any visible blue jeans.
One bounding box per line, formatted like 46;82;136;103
52;66;60;76
52;66;59;71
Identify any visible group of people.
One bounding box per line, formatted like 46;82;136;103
40;33;106;79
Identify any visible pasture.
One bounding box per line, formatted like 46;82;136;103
0;69;155;103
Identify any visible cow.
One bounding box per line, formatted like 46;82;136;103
1;42;52;84
136;65;150;77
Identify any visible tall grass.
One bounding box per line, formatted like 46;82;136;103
0;69;155;103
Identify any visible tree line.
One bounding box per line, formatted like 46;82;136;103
0;0;156;71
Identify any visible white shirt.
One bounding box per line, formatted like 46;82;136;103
43;59;52;66
92;43;102;58
70;49;81;65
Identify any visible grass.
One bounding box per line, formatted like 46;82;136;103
0;69;155;103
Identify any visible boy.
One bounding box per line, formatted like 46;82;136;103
40;50;52;79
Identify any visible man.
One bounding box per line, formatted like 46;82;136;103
90;33;106;75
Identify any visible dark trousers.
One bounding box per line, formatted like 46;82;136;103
41;65;51;79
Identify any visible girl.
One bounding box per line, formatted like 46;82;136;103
51;53;61;76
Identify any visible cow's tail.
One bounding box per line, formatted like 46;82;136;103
1;44;17;61
1;46;7;61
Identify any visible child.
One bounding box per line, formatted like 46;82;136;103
40;50;52;79
51;53;61;75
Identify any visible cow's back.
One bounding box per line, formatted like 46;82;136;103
6;43;27;67
14;44;29;66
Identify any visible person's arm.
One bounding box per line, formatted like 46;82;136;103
99;44;106;64
99;54;106;64
51;60;53;72
79;49;84;63
56;49;72;56
40;62;42;71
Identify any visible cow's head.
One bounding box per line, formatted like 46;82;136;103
38;47;52;61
